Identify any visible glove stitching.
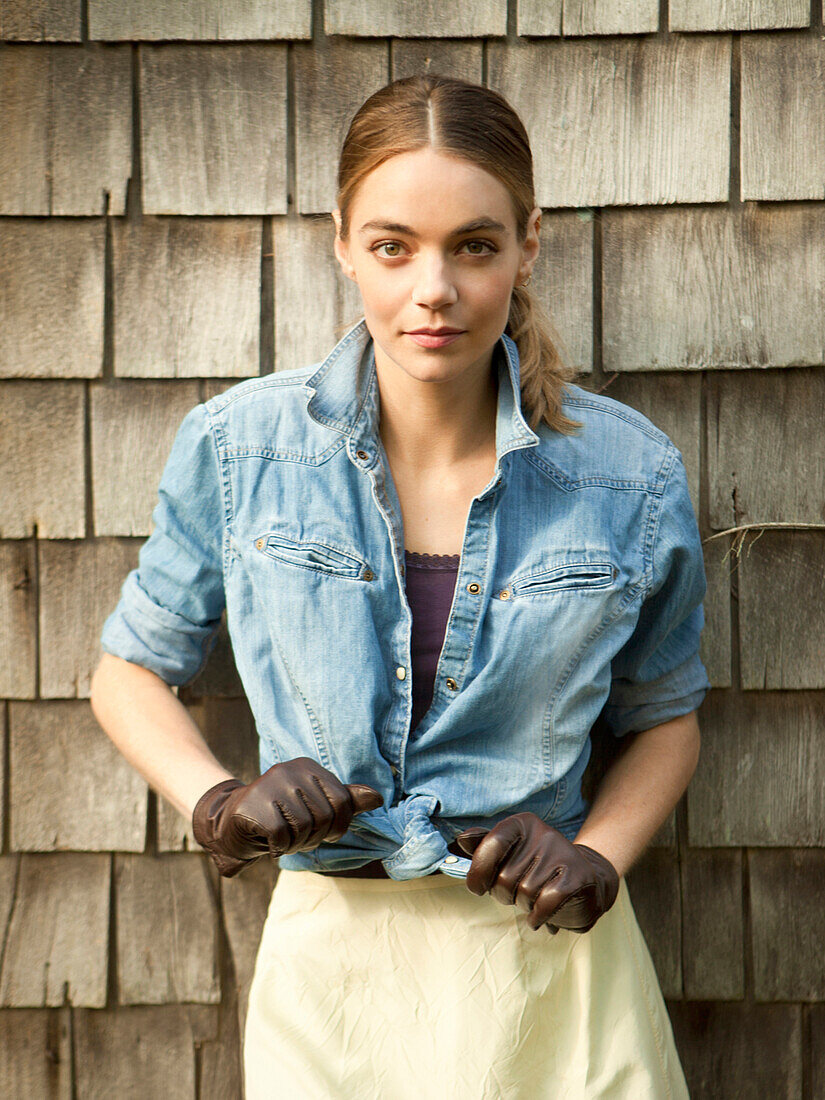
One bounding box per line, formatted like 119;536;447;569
296;785;320;831
275;797;301;848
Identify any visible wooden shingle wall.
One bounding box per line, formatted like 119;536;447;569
1;2;824;1095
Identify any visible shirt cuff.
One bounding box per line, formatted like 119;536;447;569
602;650;711;737
100;571;221;686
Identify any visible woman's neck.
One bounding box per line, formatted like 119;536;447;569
375;349;499;472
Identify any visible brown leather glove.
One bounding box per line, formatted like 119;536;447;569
192;756;384;878
455;812;619;934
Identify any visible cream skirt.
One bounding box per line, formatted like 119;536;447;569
244;868;689;1100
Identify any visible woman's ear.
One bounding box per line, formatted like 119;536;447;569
517;206;541;285
332;209;357;282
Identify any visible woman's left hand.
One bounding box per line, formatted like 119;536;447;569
455;813;619;934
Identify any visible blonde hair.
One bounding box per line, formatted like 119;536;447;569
334;73;583;435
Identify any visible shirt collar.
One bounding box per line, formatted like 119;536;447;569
303;317;541;461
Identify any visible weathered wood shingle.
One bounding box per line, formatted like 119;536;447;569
9;701;147;851
0;709;4;834
0;222;104;379
391;39;484;82
668;1002;802;1100
0;383;86;538
325;0;507;37
564;0;658;34
741;32;825;201
603;206;825;372
88;0;312;40
272;215;364;369
0;853;110;1007
671;0;809;31
140;44;288;215
737;532;825;690
112;218;261;378
534;213;593;376
91;382;201;534
487;37;730;208
681;849;744;1000
516;0;562;35
518;0;659;36
0;1;81;40
199;1020;244;1100
0;858;17;941
0;541;37;699
625;848;682;999
708;369;825;528
688;690;825;846
699;535;734;689
750;849;825;1000
294;40;390;213
0;46;131;215
813;1007;825;1100
0;49;49;213
73;1006;199;1097
115;854;220;1004
0;1007;72;1098
39;540;141;698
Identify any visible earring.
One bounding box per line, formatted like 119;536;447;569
520;275;532;288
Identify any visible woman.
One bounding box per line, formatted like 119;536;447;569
91;75;708;1097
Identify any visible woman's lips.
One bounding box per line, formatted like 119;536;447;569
405;331;464;348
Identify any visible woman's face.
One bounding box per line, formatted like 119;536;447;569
333;147;540;388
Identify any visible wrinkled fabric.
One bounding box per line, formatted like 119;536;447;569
344;791;472;880
100;318;711;880
244;870;689;1099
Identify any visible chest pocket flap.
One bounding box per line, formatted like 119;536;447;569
254;531;372;580
509;554;617;597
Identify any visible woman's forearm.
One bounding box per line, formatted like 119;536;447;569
573;710;701;878
90;653;235;820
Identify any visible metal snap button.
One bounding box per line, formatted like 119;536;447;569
356;449;369;460
362;568;374;581
255;538;264;550
390;764;398;776
466;582;480;594
499;588;511;600
396;666;407;680
445;677;458;691
444;855;459;864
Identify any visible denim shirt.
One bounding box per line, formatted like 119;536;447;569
101;319;711;881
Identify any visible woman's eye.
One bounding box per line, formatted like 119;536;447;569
461;240;496;256
372;241;404;258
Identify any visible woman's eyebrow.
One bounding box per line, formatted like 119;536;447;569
357;217;508;236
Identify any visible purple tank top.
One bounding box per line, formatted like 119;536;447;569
404;549;460;736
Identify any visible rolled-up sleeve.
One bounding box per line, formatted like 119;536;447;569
603;446;711;737
100;402;227;686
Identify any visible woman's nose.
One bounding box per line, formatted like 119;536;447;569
411;256;458;309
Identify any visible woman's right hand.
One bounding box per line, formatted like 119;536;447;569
192;756;384;877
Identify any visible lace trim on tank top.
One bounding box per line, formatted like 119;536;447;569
404;549;461;570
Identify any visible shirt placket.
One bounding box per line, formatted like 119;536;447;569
348;427;508;790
